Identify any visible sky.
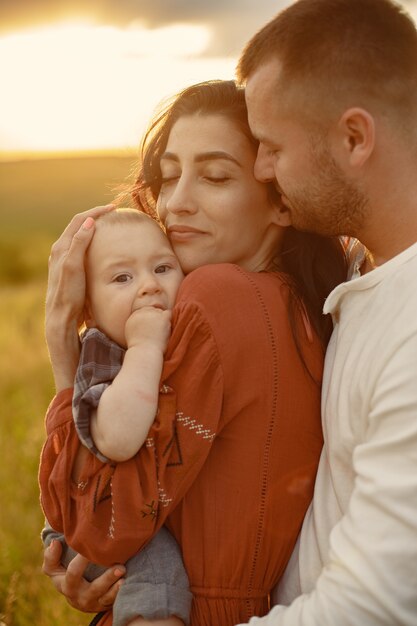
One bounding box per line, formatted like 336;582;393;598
1;0;417;158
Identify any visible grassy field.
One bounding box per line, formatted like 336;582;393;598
0;155;135;625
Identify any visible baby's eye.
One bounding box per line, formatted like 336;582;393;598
113;273;132;283
155;264;170;274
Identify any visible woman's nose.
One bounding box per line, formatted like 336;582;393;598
254;144;276;183
164;175;197;216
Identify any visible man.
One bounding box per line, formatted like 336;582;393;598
236;0;417;624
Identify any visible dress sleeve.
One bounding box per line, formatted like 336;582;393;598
39;277;224;566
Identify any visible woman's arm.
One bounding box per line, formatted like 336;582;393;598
39;282;224;566
40;265;266;567
91;307;172;462
45;205;113;391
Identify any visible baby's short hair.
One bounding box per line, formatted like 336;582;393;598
95;207;161;229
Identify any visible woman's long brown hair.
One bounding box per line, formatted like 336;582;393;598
120;80;348;355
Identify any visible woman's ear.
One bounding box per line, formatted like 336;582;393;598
272;201;292;227
337;107;375;168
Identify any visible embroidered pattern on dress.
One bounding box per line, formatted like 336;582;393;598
93;474;112;512
141;500;158;520
176;411;215;441
158;482;173;508
163;423;183;466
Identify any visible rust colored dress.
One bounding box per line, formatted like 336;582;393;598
40;264;324;626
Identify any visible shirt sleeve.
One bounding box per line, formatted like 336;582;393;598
72;328;125;463
39;275;224;566
240;330;417;626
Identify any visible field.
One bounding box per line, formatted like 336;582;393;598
0;155;135;625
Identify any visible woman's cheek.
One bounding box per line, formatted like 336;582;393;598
156;194;168;222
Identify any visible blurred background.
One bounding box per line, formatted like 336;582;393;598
1;1;416;623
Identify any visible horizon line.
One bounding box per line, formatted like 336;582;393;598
0;147;138;163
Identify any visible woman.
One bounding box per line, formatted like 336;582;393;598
41;80;347;625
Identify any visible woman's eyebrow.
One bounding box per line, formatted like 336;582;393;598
160;150;241;166
195;151;241;166
160;152;179;162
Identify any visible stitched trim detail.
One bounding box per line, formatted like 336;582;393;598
234;268;279;619
108;477;115;539
158;481;173;508
176;411;215;441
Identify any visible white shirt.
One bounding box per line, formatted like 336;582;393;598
242;241;417;626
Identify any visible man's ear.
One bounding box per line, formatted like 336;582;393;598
337;107;375;168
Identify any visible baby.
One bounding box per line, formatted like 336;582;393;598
41;209;190;626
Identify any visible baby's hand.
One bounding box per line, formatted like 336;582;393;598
125;306;172;353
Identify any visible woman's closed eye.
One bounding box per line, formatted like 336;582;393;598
203;175;231;184
160;175;179;187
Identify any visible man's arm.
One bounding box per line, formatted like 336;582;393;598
239;332;417;626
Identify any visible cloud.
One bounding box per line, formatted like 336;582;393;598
2;0;417;57
0;0;288;56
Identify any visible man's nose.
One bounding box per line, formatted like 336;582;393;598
254;144;276;183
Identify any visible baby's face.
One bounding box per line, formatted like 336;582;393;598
85;218;183;347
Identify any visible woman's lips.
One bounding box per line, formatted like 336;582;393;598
167;225;206;242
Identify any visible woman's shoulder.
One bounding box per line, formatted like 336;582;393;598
174;264;292;335
176;263;288;305
177;263;244;298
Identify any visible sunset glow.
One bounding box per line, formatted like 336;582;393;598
0;22;233;157
1;0;417;159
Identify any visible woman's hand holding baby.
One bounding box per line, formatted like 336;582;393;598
46;204;114;391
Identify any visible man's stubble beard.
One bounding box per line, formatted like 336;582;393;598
285;140;369;238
